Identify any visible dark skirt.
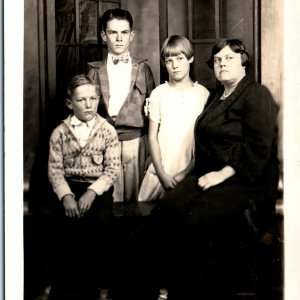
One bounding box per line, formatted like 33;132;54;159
154;175;252;240
143;175;263;299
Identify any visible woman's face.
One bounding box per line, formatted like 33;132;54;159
213;45;246;85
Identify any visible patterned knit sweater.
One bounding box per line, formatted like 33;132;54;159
48;114;121;200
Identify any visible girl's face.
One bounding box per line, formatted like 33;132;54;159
66;84;99;122
213;45;246;85
101;19;134;57
165;53;194;82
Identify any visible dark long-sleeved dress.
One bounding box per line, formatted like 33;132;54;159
141;74;280;299
157;74;280;242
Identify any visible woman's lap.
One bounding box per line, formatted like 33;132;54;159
157;175;252;240
162;175;249;215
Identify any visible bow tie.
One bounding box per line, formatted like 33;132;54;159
112;56;129;64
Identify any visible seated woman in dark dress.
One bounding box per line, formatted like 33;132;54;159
147;39;280;300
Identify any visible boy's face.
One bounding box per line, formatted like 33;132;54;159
66;84;99;122
101;19;134;57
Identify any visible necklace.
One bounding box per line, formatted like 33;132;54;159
221;83;238;100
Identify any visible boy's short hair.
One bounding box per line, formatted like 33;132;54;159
101;8;133;32
67;75;99;98
206;39;250;70
160;35;194;67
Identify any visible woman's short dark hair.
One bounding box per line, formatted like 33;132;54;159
206;39;250;70
101;8;133;32
67;75;99;98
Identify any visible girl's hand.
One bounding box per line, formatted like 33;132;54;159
160;173;178;191
62;194;80;218
77;189;96;217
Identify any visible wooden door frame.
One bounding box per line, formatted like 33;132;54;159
159;0;260;83
39;0;126;134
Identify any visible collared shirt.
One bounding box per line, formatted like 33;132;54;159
87;56;156;140
70;115;95;147
107;52;132;117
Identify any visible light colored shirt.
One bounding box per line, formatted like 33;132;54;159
107;52;132;117
70;115;95;147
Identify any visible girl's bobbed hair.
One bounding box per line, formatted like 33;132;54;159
161;35;194;67
206;39;250;70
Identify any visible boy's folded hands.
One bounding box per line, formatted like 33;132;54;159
62;189;96;218
62;194;80;218
78;189;97;216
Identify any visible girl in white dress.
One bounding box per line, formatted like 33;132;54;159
138;35;209;201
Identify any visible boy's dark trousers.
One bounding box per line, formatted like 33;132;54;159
43;180;113;299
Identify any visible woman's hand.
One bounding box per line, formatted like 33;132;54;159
77;189;96;217
198;166;236;190
62;194;80;218
198;171;224;190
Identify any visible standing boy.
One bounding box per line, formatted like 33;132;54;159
47;75;120;299
87;8;155;202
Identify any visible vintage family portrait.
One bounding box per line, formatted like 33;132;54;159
4;0;300;299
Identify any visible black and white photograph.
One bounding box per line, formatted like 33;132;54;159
4;0;300;299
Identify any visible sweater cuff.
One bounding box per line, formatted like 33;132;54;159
55;184;74;201
88;179;112;196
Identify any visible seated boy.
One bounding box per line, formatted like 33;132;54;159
47;74;121;299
